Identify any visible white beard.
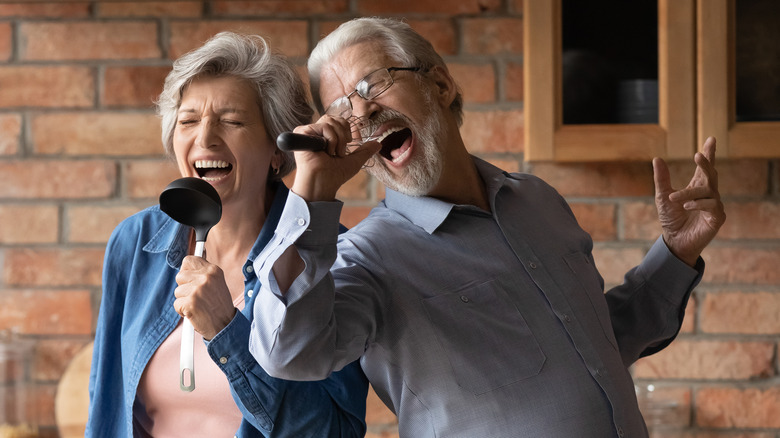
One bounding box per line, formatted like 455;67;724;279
364;94;444;197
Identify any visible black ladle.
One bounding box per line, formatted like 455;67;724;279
159;177;222;392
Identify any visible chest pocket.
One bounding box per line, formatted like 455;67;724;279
423;279;546;395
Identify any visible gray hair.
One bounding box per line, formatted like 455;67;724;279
308;17;463;126
156;31;313;180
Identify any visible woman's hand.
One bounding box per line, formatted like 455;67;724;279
174;255;237;340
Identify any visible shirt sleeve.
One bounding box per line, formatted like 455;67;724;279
605;235;704;366
207;311;368;438
249;191;380;382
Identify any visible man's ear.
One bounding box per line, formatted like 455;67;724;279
429;65;458;108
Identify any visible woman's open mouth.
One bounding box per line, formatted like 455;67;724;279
195;160;232;182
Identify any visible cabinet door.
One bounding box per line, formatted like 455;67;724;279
698;0;780;158
524;0;696;162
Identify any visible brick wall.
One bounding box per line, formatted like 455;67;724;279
0;1;777;437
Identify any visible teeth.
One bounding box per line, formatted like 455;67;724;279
195;160;229;169
373;126;405;143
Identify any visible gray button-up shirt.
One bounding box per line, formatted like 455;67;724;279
251;157;702;438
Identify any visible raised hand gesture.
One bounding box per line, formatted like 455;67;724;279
653;136;726;267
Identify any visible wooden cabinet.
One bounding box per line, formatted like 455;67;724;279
523;0;780;161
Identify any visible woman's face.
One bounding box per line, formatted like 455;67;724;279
173;75;277;206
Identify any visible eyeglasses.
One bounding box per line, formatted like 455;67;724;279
324;66;423;119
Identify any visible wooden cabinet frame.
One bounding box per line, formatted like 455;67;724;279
698;0;780;158
524;0;779;161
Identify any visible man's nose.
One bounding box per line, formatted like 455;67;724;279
350;96;382;122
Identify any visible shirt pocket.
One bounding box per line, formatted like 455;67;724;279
422;279;546;395
562;251;619;351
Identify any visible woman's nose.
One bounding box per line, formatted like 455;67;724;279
195;119;220;149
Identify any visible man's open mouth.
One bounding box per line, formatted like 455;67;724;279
375;127;413;161
195;160;232;181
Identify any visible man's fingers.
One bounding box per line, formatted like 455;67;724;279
652;157;673;196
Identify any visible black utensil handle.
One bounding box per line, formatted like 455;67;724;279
276;132;327;152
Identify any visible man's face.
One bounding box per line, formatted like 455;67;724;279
319;41;446;196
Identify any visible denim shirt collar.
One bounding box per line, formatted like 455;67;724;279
384;156;524;234
142;182;289;269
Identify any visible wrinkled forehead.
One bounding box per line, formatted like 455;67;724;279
318;41;395;105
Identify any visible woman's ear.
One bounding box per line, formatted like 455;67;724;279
429;65;458;108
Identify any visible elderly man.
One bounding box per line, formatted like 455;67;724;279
249;17;725;438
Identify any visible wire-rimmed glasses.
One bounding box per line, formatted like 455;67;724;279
324;66;422;120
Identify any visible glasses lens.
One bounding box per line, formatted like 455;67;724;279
359;69;393;100
325;96;352;118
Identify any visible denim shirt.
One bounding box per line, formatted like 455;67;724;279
251;158;703;438
87;184;368;438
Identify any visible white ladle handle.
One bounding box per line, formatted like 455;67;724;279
180;240;206;392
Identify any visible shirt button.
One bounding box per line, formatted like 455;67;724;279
245;265;254;273
528;262;537;269
617;427;624;437
296;217;306;226
460;295;470;303
219;356;228;364
563;313;571;322
247;289;254;298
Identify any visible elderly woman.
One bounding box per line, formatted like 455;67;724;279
86;32;368;437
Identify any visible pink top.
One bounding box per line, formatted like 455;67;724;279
135;296;245;436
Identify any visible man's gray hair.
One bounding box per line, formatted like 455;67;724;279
308;17;463;126
156;31;313;180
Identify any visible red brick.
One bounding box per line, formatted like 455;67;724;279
633;340;775;380
34;381;57;426
680;293;695;333
67;205;148;244
0;66;94;108
0;160;116;199
212;0;347;16
3;248;104;287
33;339;91;381
358;0;501;14
125;159;181;199
20;21;160;61
510;0;523;13
32;112;162;156
461;109;524;153
696;387;780;428
716;202;780;239
505;61;524;102
634;385;691;428
0;3;90;18
0;204;59;244
340;206;373;229
103;66;171;108
405;20;457;56
97;1;202;17
169;21;309;59
0;113;21;155
0;290;92;335
622;202;660;240
700;291;780;334
462;18;524;55
448;63;496;104
568;203;617;242
701;246;780;285
337;169;371;201
531;162;655;197
665;159;768;197
0;21;11;61
366;384;396;425
592;245;646;286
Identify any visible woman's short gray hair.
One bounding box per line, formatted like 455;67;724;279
156;31;313;180
308;17;463;126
